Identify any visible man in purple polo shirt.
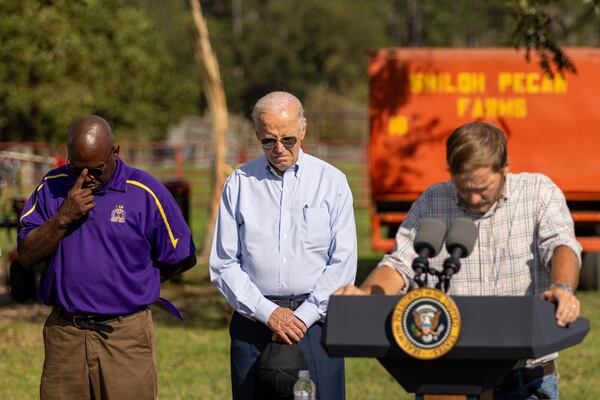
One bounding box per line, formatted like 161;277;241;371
18;115;196;400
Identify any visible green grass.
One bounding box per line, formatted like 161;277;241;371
1;263;599;400
2;161;600;398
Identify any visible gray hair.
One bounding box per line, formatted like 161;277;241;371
251;91;306;129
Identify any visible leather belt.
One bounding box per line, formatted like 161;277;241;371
265;295;308;311
57;307;142;334
497;360;556;390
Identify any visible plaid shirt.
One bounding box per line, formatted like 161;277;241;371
379;173;581;296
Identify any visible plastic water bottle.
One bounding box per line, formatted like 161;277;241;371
293;370;316;400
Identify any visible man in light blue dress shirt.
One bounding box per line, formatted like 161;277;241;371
210;91;357;399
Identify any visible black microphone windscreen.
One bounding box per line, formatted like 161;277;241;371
446;218;478;256
414;218;447;256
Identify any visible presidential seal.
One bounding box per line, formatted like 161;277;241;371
391;287;461;360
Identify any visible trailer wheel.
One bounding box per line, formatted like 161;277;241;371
579;252;599;291
9;261;37;302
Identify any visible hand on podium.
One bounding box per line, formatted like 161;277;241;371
334;285;370;296
542;284;580;327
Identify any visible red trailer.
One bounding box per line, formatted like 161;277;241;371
369;48;600;267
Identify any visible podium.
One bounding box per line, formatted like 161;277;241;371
323;295;590;398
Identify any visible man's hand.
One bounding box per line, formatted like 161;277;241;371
334;285;370;296
542;285;580;327
267;307;307;345
57;169;95;225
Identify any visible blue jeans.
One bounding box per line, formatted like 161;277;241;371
494;371;558;400
415;372;558;400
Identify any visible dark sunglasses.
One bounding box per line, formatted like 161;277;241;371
260;136;298;150
67;146;115;178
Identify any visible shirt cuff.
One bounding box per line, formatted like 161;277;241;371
253;296;279;325
294;301;321;329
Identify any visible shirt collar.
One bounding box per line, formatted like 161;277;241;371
263;148;303;180
95;159;127;194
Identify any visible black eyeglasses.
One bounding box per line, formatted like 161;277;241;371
260;136;298;150
67;146;115;178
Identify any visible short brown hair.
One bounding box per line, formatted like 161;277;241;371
446;121;508;176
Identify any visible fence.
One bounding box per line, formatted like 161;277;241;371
0;138;370;255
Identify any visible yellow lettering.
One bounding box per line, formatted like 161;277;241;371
513;73;525;93
498;72;512;93
540;75;553;93
424;74;437;92
554;75;568;93
389;115;408;136
456;73;486;94
440;73;456;93
497;98;511;116
456;97;527;119
409;72;486;94
500;72;567;94
526;73;540;94
457;97;470;117
474;73;486;93
484;98;498;117
410;73;423;93
515;98;527;118
457;73;471;94
471;98;484;118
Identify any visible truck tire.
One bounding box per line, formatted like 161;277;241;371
579;252;599;291
9;261;37;302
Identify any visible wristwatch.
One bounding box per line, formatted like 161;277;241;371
550;283;574;294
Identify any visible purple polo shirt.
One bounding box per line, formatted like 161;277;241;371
18;160;194;315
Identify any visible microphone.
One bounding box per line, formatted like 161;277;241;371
412;218;447;287
441;218;478;290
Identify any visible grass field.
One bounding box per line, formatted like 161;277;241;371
1;162;599;399
1;261;599;400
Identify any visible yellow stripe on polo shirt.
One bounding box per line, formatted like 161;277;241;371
19;173;69;223
127;180;179;249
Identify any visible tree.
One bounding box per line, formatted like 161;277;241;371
189;0;229;256
0;0;198;142
509;0;600;75
199;0;392;115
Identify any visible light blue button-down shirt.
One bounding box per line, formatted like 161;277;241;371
209;150;357;328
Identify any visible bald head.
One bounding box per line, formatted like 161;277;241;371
251;91;306;130
68;115;114;155
66;115;118;190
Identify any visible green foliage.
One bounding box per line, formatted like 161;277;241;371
2;0;600;142
0;0;199;142
400;0;514;47
507;0;600;75
204;0;392;114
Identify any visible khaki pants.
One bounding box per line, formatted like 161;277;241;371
40;307;157;400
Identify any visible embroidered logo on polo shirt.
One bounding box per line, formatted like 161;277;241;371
110;205;126;223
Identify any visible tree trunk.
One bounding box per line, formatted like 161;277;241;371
189;0;228;258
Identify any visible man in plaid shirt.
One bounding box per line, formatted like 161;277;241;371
337;121;581;399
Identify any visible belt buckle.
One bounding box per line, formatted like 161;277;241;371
71;315;114;333
72;316;89;330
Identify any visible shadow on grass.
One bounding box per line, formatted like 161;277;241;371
153;262;231;330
